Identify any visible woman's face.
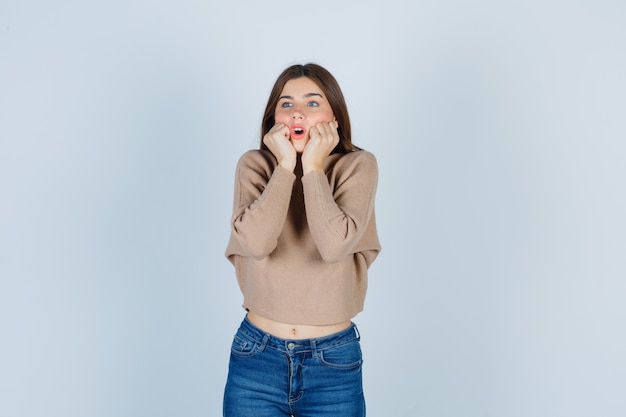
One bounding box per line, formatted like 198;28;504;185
274;77;335;153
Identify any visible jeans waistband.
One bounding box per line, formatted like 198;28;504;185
238;316;360;354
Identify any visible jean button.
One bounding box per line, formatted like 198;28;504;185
287;342;295;350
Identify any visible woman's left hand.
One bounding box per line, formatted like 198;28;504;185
302;121;340;175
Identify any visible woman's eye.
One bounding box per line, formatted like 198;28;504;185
308;101;319;107
280;102;293;108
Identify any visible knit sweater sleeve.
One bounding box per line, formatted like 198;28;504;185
225;150;296;261
301;151;379;263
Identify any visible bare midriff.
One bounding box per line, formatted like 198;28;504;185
247;311;352;340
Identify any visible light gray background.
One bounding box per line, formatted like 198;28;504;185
1;1;624;416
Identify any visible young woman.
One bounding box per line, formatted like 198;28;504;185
224;63;381;417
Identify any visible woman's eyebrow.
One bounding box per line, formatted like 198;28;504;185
279;92;324;100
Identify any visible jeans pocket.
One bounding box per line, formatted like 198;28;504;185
230;332;259;357
319;340;363;370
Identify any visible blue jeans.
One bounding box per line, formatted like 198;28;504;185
223;316;366;417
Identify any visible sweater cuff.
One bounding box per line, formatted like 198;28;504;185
301;170;332;204
270;165;297;189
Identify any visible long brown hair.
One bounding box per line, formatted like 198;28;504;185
260;63;360;154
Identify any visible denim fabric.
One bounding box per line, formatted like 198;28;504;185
223;317;366;417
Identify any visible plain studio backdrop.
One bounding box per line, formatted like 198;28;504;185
1;1;624;416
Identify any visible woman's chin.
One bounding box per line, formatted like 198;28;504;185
291;139;308;153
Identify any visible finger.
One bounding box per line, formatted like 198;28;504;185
312;122;326;136
316;122;337;139
324;120;338;131
309;124;321;140
271;124;289;139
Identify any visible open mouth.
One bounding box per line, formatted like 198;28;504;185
291;125;306;139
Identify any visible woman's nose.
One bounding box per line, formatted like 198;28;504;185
292;107;305;120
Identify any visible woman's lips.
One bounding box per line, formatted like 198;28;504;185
290;125;306;140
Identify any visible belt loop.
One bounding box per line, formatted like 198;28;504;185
310;339;319;358
354;324;360;340
258;333;270;352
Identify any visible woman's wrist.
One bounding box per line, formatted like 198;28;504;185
279;157;296;172
302;161;323;175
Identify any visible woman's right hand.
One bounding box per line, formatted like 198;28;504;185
263;123;297;172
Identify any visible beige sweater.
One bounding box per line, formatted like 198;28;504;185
225;149;381;325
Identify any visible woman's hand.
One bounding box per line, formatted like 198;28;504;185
302;121;339;175
263;123;297;172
